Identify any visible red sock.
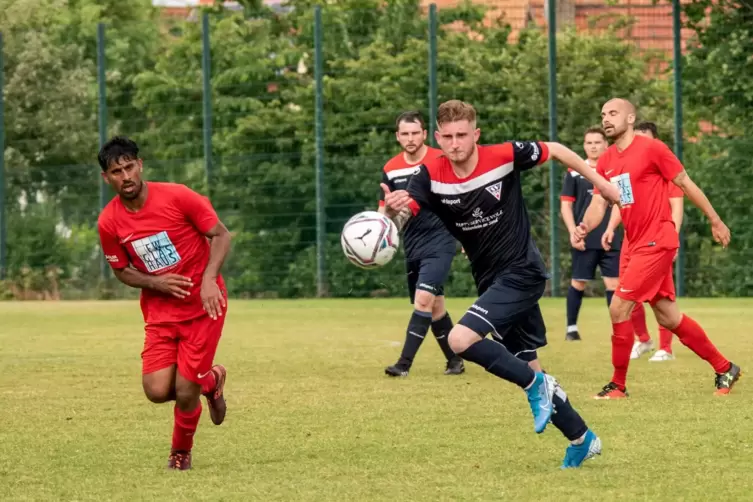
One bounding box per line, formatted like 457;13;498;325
611;320;634;388
172;402;202;452
199;369;216;395
631;303;651;343
658;326;673;353
672;315;730;373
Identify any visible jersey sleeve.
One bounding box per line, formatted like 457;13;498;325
652;140;685;183
669;182;684;198
511;141;550;172
378;169;392;208
97;217;130;270
174;185;220;234
406;164;432;216
560;171;576;202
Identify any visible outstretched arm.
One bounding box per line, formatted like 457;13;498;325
545;143;620;204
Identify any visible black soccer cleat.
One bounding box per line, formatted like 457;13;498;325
714;362;742;396
444;357;465;375
565;330;582;341
385;364;410;377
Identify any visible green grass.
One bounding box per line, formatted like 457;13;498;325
1;298;752;501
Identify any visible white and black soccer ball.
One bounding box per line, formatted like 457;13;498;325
341;211;400;269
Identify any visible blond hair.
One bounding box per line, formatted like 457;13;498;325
437;100;477;127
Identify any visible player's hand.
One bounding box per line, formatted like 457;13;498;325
673;249;678;262
574;222;588;241
570;230;585;251
153;274;193;299
711;219;731;248
201;279;226;320
380;184;412;212
598;182;621;206
601;229;614;251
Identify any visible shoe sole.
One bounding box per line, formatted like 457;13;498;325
206;365;227;425
535;375;557;434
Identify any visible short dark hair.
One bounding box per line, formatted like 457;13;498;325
395;111;425;131
635;121;659;139
584;126;606;140
98;136;140;172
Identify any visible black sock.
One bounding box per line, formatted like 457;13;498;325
605;290;614;307
550;386;589;441
458;338;535;388
397;310;432;367
566;286;584;327
431;312;457;361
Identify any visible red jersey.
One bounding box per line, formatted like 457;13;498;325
98;182;224;324
594;135;683;251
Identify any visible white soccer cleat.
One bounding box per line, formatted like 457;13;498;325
649;349;675;362
630;340;654;360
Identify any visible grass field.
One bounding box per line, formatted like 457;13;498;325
1;297;752;501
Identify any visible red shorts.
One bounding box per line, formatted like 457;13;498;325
141;305;227;385
617;247;676;305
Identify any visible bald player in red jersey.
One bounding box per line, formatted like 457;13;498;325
97;136;232;470
575;99;741;399
602;121;684;361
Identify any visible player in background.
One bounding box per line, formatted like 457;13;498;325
560;127;621;341
575;99;740;399
97;137;231;470
382;100;622;468
378;111;465;377
601;121;684;362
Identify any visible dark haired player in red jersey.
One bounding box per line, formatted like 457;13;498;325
602;121;684;362
382;100;621;468
378;111;464;377
575;99;741;399
97;136;232;470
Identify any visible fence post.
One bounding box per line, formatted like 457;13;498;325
672;0;685;297
428;4;438;146
97;23;110;280
0;33;6;280
546;0;560;296
201;12;214;197
314;6;327;297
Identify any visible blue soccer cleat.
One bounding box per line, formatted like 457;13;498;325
525;372;556;434
561;429;602;469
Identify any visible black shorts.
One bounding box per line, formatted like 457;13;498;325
458;274;547;357
406;253;454;303
571;248;620;281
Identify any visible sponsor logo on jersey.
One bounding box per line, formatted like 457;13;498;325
485;182;502;201
441;198;461;205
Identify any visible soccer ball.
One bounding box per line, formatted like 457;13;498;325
341;211;400;269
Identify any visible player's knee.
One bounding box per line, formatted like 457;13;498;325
603;277;619;291
431;296;446;320
448;325;479;354
413;289;436;313
174;380;201;410
142;379;173;403
608;297;632;322
570;279;586;291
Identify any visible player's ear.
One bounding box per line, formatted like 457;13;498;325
421;129;427;142
100;171;110;185
137;158;144;173
474;128;481;142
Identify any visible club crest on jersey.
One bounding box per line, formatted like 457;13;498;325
485;182;502;201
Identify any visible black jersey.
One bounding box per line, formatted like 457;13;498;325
406;142;551;294
560;164;622;250
379;148;456;260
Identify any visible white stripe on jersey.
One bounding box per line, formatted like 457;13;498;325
430;162;514;195
386;166;421;180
